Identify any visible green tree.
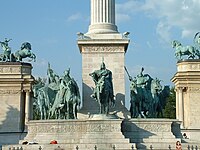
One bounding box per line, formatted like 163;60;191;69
163;87;176;119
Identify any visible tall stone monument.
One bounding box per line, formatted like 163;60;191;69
78;0;130;118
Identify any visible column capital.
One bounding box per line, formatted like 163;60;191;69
176;87;187;91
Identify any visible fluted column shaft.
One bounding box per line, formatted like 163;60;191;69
89;0;118;34
25;90;31;122
178;87;184;127
91;0;115;24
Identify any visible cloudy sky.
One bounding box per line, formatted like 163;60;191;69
0;0;200;97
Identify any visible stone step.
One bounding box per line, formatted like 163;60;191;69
79;138;130;144
130;138;180;143
21;138;131;145
3;143;136;150
136;142;177;150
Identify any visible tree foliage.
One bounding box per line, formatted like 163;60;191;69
163;87;176;119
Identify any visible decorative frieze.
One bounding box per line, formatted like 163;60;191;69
0;90;21;95
122;122;171;132
0;67;21;74
86;123;120;132
188;87;200;92
137;124;171;132
29;124;86;133
28;121;121;134
177;62;200;72
82;46;124;53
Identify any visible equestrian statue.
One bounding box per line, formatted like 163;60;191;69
125;67;170;118
89;61;115;115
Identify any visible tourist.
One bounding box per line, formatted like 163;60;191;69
176;141;182;150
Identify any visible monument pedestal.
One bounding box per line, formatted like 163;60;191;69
2;119;136;150
171;59;200;141
2;119;182;150
78;36;130;119
0;62;34;146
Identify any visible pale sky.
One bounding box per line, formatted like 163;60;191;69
0;0;200;101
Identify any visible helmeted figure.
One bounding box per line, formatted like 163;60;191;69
90;61;115;114
135;67;152;113
90;62;114;101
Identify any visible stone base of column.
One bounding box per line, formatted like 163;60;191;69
88;23;118;34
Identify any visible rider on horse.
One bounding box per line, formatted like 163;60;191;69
90;62;114;102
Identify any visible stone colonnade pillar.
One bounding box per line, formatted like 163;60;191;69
25;90;32;123
177;87;184;128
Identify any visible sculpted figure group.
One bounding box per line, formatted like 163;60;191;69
125;67;170;118
0;38;36;62
172;32;200;60
32;63;81;120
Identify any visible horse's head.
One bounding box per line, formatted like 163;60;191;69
21;42;31;50
89;71;98;83
151;78;162;93
130;79;137;91
162;85;170;97
172;40;182;48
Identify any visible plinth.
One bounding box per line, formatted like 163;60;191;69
3;119;136;150
171;59;200;141
0;62;34;146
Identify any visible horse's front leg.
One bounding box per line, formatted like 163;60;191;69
99;103;102;114
105;104;109;115
66;103;70;119
73;103;77;119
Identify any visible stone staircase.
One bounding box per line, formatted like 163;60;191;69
2;118;190;150
2;118;136;150
121;119;182;150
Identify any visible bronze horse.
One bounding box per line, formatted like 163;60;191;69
12;42;36;62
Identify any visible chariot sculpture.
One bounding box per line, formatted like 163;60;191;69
0;38;36;62
172;32;200;60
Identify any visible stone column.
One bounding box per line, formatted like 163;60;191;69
25;90;31;123
89;0;118;34
175;88;179;119
178;87;184;127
